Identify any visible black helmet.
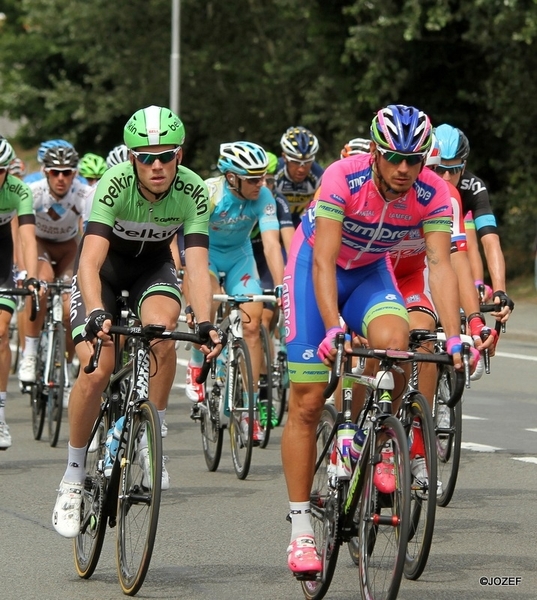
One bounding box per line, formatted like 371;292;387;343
42;146;79;169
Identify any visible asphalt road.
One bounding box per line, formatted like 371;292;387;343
1;300;536;600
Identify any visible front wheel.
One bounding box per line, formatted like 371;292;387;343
301;403;339;600
74;412;109;579
200;384;224;471
435;365;462;507
48;323;66;447
116;401;162;596
229;339;254;480
358;415;411;600
31;338;47;440
403;392;437;581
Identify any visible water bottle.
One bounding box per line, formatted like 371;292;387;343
104;416;125;476
336;423;359;479
215;346;228;386
52;293;63;322
349;427;366;464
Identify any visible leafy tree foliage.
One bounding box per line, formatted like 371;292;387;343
1;0;536;275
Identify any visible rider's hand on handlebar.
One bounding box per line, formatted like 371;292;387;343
317;326;352;366
491;290;514;323
197;321;226;360
84;308;113;343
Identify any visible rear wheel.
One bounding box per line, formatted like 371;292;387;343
258;324;273;448
301;403;339;600
404;392;437;580
116;401;162;596
48;323;66;447
358;415;410;600
435;366;462;507
74;412;109;579
229;339;254;480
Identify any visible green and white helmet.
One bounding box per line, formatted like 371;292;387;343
124;105;185;149
0;138;16;166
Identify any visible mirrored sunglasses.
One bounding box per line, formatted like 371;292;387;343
285;156;315;167
265;176;275;185
131;148;179;165
376;146;426;166
46;168;75;177
434;163;465;175
238;174;265;185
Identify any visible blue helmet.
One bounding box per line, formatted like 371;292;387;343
434;124;470;161
37;139;74;163
371;104;432;153
280;126;319;159
217;141;268;176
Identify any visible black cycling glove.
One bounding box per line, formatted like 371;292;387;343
197;321;226;346
84;309;113;341
492;290;515;311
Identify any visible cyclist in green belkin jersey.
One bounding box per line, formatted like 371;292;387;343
0;137;40;450
52;106;224;539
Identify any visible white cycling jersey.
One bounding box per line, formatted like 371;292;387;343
29;178;92;242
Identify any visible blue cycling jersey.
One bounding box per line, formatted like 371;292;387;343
206;175;279;249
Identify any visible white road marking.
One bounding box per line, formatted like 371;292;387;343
512;457;537;464
496;351;537;362
526;428;537;433
462;415;487;421
461;442;502;452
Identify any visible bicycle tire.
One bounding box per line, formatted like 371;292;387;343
200;383;224;471
74;412;109;579
301;402;339;600
31;335;47;440
358;415;410;600
435;365;462;507
258;324;273;448
9;314;19;375
48;322;66;447
116;400;162;596
403;392;437;580
229;338;255;480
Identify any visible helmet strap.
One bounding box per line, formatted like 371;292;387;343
226;174;248;200
372;154;399;201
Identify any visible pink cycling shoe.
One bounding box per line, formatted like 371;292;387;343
287;535;322;575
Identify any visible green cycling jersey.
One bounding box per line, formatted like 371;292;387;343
86;161;209;256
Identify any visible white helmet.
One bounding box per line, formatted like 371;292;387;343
217;141;268;176
106;144;129;168
340;137;370;159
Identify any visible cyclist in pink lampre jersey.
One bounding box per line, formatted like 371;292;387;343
281;105;468;578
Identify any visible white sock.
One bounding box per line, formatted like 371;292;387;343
0;391;6;422
64;443;87;484
24;337;39;356
158;410;166;428
289;501;314;542
189;347;204;368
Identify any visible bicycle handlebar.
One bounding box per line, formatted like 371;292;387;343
324;333;467;400
0;286;39;321
84;323;216;380
213;293;277;304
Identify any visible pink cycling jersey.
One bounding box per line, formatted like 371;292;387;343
391;177;466;278
301;154;453;270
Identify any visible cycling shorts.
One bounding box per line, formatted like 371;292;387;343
395;262;437;323
209;243;262;295
282;228;408;383
70;246;181;344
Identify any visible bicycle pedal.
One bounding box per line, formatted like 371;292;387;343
190;405;202;421
293;571;320;582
